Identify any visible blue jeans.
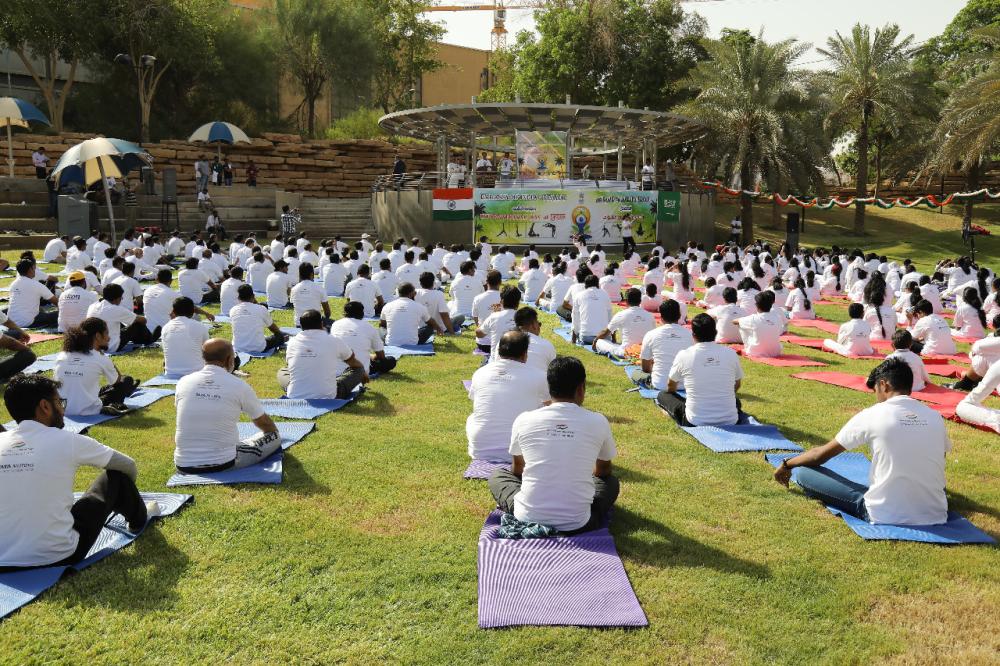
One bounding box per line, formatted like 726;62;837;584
795;466;870;520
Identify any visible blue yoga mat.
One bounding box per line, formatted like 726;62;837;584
167;452;283;487
107;341;160;357
765;453;996;544
0;492;192;620
235;347;280;368
279;326;302;337
123;387;174;409
261;391;360;419
141;373;184;387
23;357;58;374
384;343;434;357
2;388;174;434
212;315;231;324
623;365;659;399
552;327;580;345
682;421;803;453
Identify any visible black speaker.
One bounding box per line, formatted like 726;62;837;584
162;168;177;203
786;212;800;234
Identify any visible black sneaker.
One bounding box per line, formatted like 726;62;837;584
100;403;129;416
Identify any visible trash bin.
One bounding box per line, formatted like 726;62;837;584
142;166;156;195
57;195;97;237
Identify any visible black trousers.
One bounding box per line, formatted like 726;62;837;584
28;310;59;329
656;391;745;427
121;322;159;348
0;470;146;572
622;236;636;254
487;468;620;535
99;376;138;405
336;367;365;399
0;349;37;381
370;355;397;374
417;325;434;344
556;305;572;322
264;332;286;350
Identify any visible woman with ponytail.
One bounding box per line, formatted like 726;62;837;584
785;277;815;320
804;270;820;303
863;272;896;340
53;317;137;416
768;276;789;309
820;263;843;297
666;260;694;303
737;276;760;312
952;286;988;340
984;277;1000;323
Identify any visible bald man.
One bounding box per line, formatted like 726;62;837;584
172;338;281;473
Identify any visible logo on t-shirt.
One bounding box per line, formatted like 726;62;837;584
545;423;575;439
899;411;927;427
703;356;720;367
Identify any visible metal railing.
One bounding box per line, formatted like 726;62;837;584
371;170;696;193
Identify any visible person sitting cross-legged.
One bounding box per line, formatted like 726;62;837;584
331;301;397;376
230;284;286;354
416;271;461;333
161;297;211;377
6;258;58;329
634;299;693;390
477;285;522;359
0;374;159;571
278;309;367;399
173;338;281;474
823;303;874;357
467;330;549;462
955;353;1000;433
380;282;443;346
657;313;745;427
487;356;619;535
290;263;330;327
774;357;951;525
592;286;655;358
736;290;785;358
54;318;139;416
86;283;156;353
514;306;556;375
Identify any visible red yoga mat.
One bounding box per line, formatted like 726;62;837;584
787;319;842;335
926;365;965;379
27;333;61;345
732;345;827;367
780;335;883;360
921;352;970;364
791;371;966;407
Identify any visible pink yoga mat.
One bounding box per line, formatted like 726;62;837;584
787;319;842;335
921;352;970;364
780;335;884;360
926;365;965;379
791;371;966;407
731;345;827;367
27;333;61;345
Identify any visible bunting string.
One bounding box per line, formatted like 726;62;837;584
700;181;1000;210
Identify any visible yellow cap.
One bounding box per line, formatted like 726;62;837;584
68;271;86;282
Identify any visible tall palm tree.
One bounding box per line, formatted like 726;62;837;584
820;24;915;235
932;26;1000;237
682;31;809;243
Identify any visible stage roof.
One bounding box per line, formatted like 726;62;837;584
378;102;705;149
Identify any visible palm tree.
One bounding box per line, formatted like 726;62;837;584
820;24;915;235
682;30;809;243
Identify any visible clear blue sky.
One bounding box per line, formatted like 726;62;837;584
438;0;969;67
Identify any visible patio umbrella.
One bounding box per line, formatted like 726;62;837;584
51;137;152;245
0;97;51;177
188;121;251;160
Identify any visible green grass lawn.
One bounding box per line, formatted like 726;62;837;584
0;207;998;664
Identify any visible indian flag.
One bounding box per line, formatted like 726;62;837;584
433;188;474;221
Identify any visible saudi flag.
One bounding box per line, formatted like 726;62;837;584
433;188;474;221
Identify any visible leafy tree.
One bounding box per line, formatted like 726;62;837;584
923;0;1000;69
270;0;375;137
0;0;99;132
681;31;809;242
819;24;916;235
369;0;445;113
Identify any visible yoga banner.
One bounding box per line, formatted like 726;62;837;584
516;131;567;179
473;188;668;245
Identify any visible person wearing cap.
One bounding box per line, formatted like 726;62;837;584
774;357;951;526
57;271;99;333
360;233;374;256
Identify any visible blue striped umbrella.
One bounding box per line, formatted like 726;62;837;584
188;121;250;160
0;97;51;177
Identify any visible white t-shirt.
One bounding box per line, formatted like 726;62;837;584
541;274;574;308
7;275;54;327
162;316;210;376
911;314;956;356
178;268;211;304
449;274;483;316
230;301;274;352
524;331;556;374
472;290;502;324
113;275;144;306
286;329;354;398
607;306;656;347
509;402;617;531
247;261;274;293
571;287;613;338
290;280;326;323
57;286;98;333
372;270;398;302
835;319;874;355
330;317;383;373
639;324;693;390
885;349;930;392
520;269;547;302
738;311;785;357
142;283;180;333
345;277;379;318
0;421;114;567
54;351;117;415
395;263;421;286
669;342;744;426
491;252;515;278
466;359;548;461
219;278;243;316
86;300;136;352
322;263;348;297
265;271;291;309
174;365;266;468
708;303;746;343
381;298;430;346
835;396;949;525
416;288;449;330
480;308;517;358
43;238;67;262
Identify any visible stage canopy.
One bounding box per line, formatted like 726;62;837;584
378;102;705;150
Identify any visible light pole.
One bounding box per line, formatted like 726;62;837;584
114;53;156;145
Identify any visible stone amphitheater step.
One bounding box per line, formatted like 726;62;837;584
0;191;48;205
0;203;48;218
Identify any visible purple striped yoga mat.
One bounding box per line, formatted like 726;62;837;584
463;459;509;479
477;511;647;628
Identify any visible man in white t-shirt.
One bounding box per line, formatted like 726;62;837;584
487;356;619;533
707;287;747;344
278;310;366;399
161;297;211;377
910;299;957;356
380;282;441;346
322;253;348;297
467;331;549;462
636;299;693;390
289;263;330;326
331;301;397;375
246;253;274;293
43;235;69;263
538;263;573;312
519;258;548;303
220;266;245;317
178;257;219;305
775;358;950;525
640;160;655;190
372;258;399;306
112;261;144;309
448;261;483;319
477;285;522;359
514;306;557;375
263;260;291;310
416;271;460;333
571;274;613;345
0;375;159;570
230;285;287;353
86;283;155;352
471;270;503;329
490;246;516;280
7;259;58;328
658;313;744;426
344;264;382;318
57;271;99;333
592;287;655;358
173;339;281;474
736;291;786;357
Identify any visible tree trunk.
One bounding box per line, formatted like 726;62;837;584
306;95;317;137
13;47;73;133
853;112;869;235
874;140;882;199
740;162;754;244
963;160;980;237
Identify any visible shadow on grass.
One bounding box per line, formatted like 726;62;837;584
371;370;418;384
947;489;1000;540
613;506;770;578
282;452;332;496
615;466;657;484
345;390;397;417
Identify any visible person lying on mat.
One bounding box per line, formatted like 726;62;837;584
635;299;693;390
331;301;397;376
514;306;557;374
946;315;1000;391
592;287;655;358
381;282;443;347
487;355;619;534
279;309;367;399
885;330;930;392
736;291;785;357
0;374;160;571
570;274;613;346
230;284;286;354
477;285;522;360
774;358;950;525
909;299;956;357
173;338;281;474
823;303;874;357
7;258;59;329
161;297;211;378
54;318;138;416
86;283;156;353
467;331;549;462
657;313;744;427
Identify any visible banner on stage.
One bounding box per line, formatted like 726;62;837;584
473;188;665;245
658;191;681;223
516;131;567;179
